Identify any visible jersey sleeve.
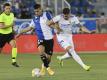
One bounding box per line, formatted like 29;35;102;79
46;12;52;20
73;16;80;24
11;13;15;24
0;14;4;23
52;15;61;23
29;19;35;28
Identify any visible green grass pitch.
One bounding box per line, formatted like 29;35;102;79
0;53;107;80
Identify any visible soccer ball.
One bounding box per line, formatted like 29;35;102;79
32;68;41;77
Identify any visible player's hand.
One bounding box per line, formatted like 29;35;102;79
0;23;5;28
90;31;96;34
57;28;63;34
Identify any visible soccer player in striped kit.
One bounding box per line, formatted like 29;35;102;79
17;4;55;76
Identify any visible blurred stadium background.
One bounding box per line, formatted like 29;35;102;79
0;0;107;34
0;0;107;80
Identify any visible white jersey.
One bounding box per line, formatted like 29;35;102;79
52;14;80;49
52;14;80;34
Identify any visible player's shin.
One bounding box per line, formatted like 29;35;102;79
11;47;19;67
40;54;49;75
40;54;49;68
57;52;71;67
68;48;87;69
12;47;17;62
58;52;71;60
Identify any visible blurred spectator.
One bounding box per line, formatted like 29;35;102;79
76;12;84;19
88;10;97;18
0;0;98;19
70;0;80;7
20;4;31;19
97;12;107;33
70;0;96;18
71;7;78;14
79;0;89;7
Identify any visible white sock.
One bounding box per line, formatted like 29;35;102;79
69;48;86;68
60;52;71;60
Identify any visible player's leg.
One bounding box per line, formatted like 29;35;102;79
67;37;90;71
57;41;72;67
56;35;72;66
0;34;7;54
37;40;50;76
57;52;71;67
57;35;91;71
57;52;71;60
57;39;73;60
8;33;19;67
0;43;5;54
66;46;91;71
46;54;54;75
9;39;19;67
45;39;54;75
32;44;47;77
38;45;47;76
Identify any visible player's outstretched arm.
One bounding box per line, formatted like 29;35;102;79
47;20;55;27
80;26;91;33
15;27;34;38
47;20;62;34
81;26;96;34
54;23;63;34
76;23;91;33
20;27;34;34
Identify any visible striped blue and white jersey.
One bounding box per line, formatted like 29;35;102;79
29;12;54;40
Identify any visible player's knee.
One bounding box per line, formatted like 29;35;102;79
38;46;45;54
11;44;17;48
10;40;17;48
65;46;72;51
38;48;44;54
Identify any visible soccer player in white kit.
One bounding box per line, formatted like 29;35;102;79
48;8;91;71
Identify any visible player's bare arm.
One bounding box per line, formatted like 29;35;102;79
0;23;13;29
76;23;91;33
54;23;63;34
0;22;4;28
15;26;34;38
47;19;54;26
21;27;34;34
47;20;62;34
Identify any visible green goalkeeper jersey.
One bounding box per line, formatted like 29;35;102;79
0;12;14;34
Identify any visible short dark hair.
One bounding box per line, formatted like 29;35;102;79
101;12;105;16
34;4;41;9
63;8;70;14
3;3;11;8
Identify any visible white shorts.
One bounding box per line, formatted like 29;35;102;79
56;34;74;50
